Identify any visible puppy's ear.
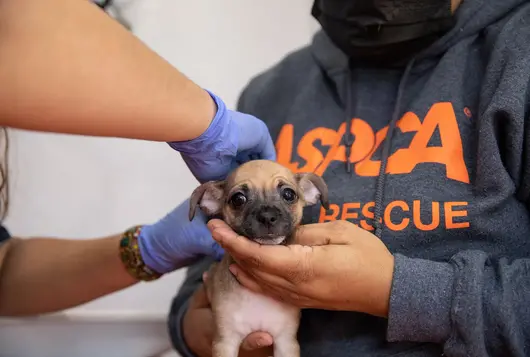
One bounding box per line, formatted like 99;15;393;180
295;173;329;209
189;181;225;221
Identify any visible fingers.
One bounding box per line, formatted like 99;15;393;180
208;219;259;254
292;224;328;246
202;271;211;298
241;332;274;350
228;265;288;304
182;308;215;357
228;265;265;294
254;118;277;161
229;264;314;308
293;221;353;246
235;115;276;162
230;264;293;291
208;219;297;272
258;129;277;161
188;283;210;309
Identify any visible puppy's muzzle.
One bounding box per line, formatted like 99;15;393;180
243;205;292;245
255;206;281;228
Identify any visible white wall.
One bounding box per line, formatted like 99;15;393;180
4;0;318;317
1;2;319;355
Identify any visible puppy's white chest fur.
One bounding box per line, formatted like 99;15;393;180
220;281;299;338
208;257;301;357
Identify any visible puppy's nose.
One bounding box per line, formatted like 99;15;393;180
256;206;281;227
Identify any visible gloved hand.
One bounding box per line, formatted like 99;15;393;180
137;198;224;274
168;90;276;183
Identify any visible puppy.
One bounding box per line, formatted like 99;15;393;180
189;160;329;357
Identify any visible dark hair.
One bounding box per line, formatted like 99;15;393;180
0;127;9;221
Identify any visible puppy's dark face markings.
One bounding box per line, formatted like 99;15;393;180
189;160;329;246
224;179;302;244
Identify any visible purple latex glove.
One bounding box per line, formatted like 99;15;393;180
168;90;277;183
137;198;224;274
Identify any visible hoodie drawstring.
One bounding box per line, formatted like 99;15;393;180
343;59;416;239
373;58;416;238
343;69;355;175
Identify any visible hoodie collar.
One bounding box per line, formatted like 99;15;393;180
310;30;349;78
309;0;529;77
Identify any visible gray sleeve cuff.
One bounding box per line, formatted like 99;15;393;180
386;254;455;344
168;297;196;357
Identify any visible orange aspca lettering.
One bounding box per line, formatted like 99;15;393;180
360;201;377;231
444;201;470;229
275;124;299;172
384;201;410;231
318;200;469;232
319;203;340;222
276;102;470;183
341;202;361;220
413;200;440;231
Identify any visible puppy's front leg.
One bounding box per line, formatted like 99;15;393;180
273;335;300;357
212;332;241;357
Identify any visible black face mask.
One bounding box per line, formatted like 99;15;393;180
311;0;455;67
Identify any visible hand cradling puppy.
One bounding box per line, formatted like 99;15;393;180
189;160;329;357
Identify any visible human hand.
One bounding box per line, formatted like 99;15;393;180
183;272;274;357
137;198;224;274
208;219;395;317
168;90;276;183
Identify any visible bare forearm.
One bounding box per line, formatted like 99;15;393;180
0;0;215;142
0;235;137;316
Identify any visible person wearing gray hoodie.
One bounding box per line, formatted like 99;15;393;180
169;0;530;356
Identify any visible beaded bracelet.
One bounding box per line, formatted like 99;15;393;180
119;225;162;281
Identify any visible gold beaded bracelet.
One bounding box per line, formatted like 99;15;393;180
119;225;162;281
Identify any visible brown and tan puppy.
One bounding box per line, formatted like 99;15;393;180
189;160;329;357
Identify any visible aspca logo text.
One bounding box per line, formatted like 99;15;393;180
319;200;470;231
275;102;470;184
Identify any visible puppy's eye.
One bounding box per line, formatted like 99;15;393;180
281;187;297;203
229;192;247;209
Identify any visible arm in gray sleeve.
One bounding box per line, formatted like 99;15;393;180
387;81;530;356
386;251;530;356
167;257;215;357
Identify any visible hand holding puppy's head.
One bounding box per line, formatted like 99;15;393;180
189;160;329;245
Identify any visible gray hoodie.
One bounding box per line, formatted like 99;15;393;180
169;0;530;356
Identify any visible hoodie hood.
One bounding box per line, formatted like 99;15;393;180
309;0;528;237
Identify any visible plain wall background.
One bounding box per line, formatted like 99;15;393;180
3;0;320;316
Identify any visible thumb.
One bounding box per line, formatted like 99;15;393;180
241;331;273;350
293;221;352;246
